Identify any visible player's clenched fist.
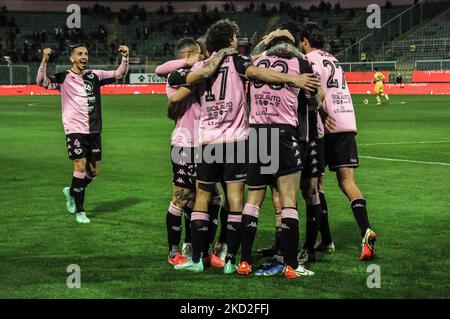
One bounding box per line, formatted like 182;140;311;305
118;45;129;57
42;48;53;62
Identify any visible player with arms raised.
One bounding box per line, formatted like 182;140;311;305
36;43;129;223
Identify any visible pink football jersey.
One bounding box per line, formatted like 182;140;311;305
249;55;301;127
191;54;252;144
306;49;357;133
166;84;201;147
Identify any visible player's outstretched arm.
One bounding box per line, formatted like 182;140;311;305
186;48;237;85
246;66;321;91
114;45;129;79
36;48;52;87
156;54;202;78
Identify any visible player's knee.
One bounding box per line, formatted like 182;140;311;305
73;159;86;172
171;197;187;209
338;177;355;193
227;196;243;212
302;186;318;203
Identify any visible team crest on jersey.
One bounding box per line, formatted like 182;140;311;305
177;69;188;77
86;73;94;79
84;81;94;93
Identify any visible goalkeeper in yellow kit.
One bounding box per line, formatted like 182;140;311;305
373;68;389;105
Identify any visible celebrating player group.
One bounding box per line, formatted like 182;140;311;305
37;19;377;279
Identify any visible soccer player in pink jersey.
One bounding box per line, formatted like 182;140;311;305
36;43;129;223
159;38;203;266
169;19;318;273
238;22;323;278
157;37;231;267
300;22;377;260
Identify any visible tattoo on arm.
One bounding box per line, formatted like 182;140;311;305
251;41;268;56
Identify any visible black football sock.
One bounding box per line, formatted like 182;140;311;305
304;204;321;251
281;208;299;269
351;199;371;237
218;206;229;244
318;190;333;244
240;204;260;264
70;172;86;213
190;212;209;263
166;203;183;257
184;202;194;244
225;211;242;264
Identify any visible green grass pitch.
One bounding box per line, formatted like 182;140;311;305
0;94;449;298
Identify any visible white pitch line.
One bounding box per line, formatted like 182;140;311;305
360;155;450;166
360;141;450;146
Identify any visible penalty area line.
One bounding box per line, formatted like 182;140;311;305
360;155;450;166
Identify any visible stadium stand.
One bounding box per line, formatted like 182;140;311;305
1;1;450;84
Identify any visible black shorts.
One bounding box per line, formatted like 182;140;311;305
301;138;325;179
66;133;102;162
196;140;247;184
324;132;359;171
246;125;302;188
171;146;197;190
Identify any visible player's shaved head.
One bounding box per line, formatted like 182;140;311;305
175;37;198;58
300;22;324;49
205;19;239;53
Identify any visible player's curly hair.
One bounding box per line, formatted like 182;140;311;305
300;22;324;49
205;19;239;53
277;21;302;47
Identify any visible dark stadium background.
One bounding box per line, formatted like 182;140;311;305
0;0;449;300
